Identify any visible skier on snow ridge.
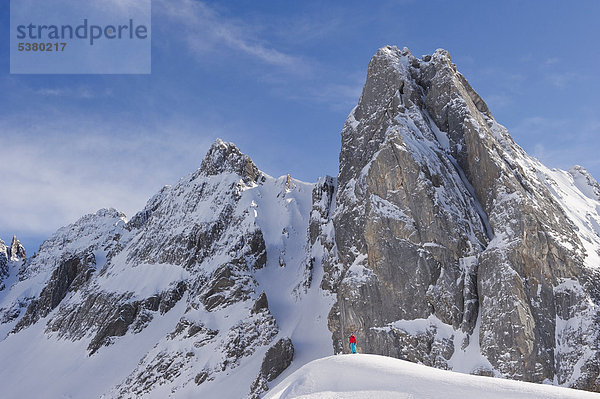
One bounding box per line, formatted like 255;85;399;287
349;333;357;354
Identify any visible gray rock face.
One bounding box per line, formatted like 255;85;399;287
14;252;96;333
0;139;314;398
83;281;186;355
199;138;262;185
0;236;26;291
331;46;488;363
328;45;600;391
310;176;339;293
9;236;26;262
1;49;599;397
250;337;295;398
260;337;294;381
0;240;8;289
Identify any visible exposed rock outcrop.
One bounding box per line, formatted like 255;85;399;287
328;45;600;390
0;47;599;398
9;236;26;262
0;139;321;398
250;337;295;398
0;236;26;291
0;240;9;289
199;139;262;185
14;252;96;333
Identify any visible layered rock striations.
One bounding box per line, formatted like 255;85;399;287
328;46;600;390
0;235;26;292
0;140;332;398
0;47;599;397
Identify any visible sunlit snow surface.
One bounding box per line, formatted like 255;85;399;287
266;354;600;399
0;126;599;397
0;164;335;398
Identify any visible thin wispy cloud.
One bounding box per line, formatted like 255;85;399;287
287;80;364;112
545;72;577;89
509;116;569;137
155;0;308;73
90;0;150;15
533;142;600;171
313;82;364;111
0;116;213;240
35;87;113;99
152;0;363;112
269;10;346;45
3;0;597;254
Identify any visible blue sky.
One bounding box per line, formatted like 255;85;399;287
1;0;599;253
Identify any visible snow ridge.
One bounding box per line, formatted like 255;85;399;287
0;45;599;398
266;354;600;399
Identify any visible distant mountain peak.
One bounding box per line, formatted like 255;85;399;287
9;235;26;261
199;138;262;184
1;45;600;398
0;239;8;280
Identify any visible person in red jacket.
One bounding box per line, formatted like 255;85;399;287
349;334;357;354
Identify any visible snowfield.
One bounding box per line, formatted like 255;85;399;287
265;354;600;399
2;45;600;396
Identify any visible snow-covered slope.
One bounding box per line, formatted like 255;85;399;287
266;354;600;399
1;46;600;398
0;140;336;398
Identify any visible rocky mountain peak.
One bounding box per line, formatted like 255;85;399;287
0;236;26;291
0;239;7;258
0;239;8;279
9;235;26;262
330;44;600;390
199;139;261;184
340;45;472;190
0;45;599;398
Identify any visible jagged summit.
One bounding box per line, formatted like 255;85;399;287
9;236;26;262
330;44;600;390
199;138;262;184
0;235;26;292
0;45;599;398
0;240;9;285
0;235;26;263
0;235;26;265
0;130;326;398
